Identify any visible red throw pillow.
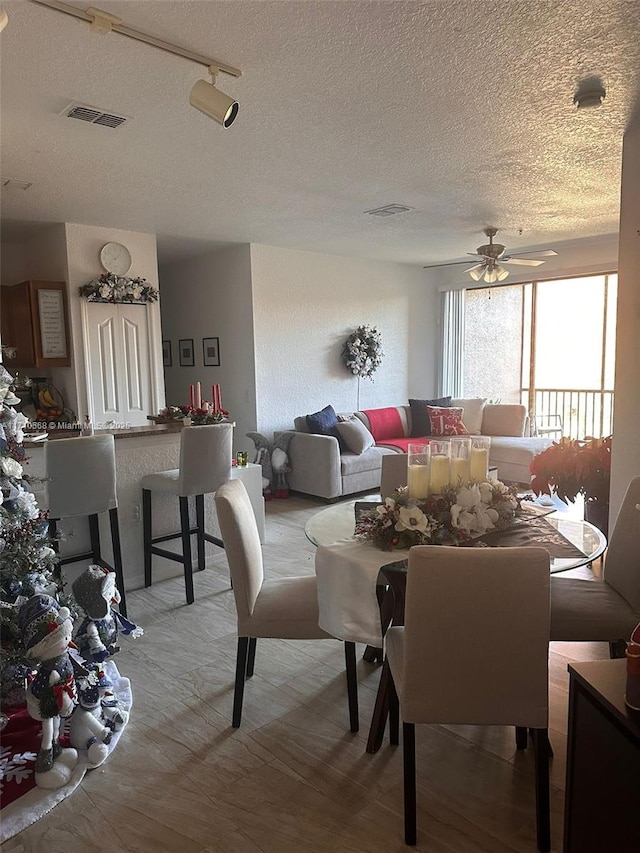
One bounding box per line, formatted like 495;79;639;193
427;406;469;436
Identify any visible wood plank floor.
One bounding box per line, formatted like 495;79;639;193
4;492;608;852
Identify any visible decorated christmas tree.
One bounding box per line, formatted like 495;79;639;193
0;364;62;708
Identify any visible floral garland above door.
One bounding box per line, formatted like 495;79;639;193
79;273;159;304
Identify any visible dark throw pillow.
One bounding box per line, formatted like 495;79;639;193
305;404;348;449
306;404;339;435
409;396;452;437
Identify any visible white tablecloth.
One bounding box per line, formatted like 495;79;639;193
315;539;400;647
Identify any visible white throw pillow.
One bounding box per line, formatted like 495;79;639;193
336;418;375;454
451;398;487;435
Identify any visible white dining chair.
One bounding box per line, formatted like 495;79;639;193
550;475;640;656
380;453;408;500
142;423;233;605
45;434;128;616
384;545;551;849
215;478;359;732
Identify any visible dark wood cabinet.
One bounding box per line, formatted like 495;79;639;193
1;280;71;367
564;660;640;852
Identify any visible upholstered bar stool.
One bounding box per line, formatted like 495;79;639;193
142;423;233;604
45;434;127;617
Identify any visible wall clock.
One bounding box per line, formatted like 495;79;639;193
100;242;132;276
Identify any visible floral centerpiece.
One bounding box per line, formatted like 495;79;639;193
156;403;230;425
529;435;612;505
356;480;520;551
79;273;159;304
342;325;384;379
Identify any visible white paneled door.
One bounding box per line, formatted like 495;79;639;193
85;302;151;427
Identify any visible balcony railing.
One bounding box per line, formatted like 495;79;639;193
522;388;614;440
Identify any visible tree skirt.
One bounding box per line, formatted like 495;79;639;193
0;660;132;844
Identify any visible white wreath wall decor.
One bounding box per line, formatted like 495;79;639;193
342;325;384;379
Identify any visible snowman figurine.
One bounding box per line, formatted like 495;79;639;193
69;663;115;768
72;565;142;664
18;595;80;788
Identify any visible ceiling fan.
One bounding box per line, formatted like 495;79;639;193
424;227;558;284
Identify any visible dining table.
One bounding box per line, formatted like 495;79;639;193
308;496;607;753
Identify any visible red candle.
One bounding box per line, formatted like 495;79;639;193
189;384;194;408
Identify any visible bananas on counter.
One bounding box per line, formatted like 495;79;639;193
38;388;58;408
36;386;64;420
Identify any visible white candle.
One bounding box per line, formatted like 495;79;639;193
450;456;470;488
470;447;489;482
429;454;450;494
408;463;430;499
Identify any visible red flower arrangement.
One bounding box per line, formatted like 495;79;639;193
530;435;612;505
179;405;230;425
155;404;230;426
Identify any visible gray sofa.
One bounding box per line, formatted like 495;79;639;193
287;399;554;500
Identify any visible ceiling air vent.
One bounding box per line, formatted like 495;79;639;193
60;102;130;128
365;204;413;217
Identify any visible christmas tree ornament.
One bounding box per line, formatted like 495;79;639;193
1;367;62;705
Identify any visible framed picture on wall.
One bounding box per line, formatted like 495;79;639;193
162;339;172;367
179;338;194;367
203;337;220;367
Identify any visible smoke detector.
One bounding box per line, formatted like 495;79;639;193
573;77;606;109
574;88;606;109
2;178;33;190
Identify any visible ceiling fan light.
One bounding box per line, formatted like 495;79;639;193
468;266;484;281
495;265;509;281
483;267;498;284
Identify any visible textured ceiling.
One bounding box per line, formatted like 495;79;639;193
1;0;639;265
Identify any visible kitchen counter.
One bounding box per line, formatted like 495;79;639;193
24;423;184;444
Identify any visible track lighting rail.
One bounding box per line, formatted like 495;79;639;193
29;0;242;78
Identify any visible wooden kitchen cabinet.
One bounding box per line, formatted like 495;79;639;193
1;280;71;367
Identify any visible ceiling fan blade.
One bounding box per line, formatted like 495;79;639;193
502;257;545;267
423;259;481;269
507;249;558;258
464;263;485;273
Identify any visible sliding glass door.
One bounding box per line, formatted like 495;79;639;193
458;272;617;439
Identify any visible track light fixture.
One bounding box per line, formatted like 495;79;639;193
29;1;241;127
190;66;238;128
